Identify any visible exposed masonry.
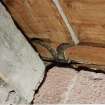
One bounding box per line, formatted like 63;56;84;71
2;1;105;104
62;73;79;103
52;0;79;45
0;2;45;103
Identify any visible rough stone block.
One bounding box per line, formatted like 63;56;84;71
34;67;105;104
66;70;105;104
34;67;77;104
0;3;45;103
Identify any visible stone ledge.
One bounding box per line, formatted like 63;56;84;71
34;67;105;104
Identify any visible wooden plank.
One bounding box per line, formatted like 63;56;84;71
65;46;105;66
60;0;105;47
3;0;75;60
4;0;73;44
4;0;105;68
